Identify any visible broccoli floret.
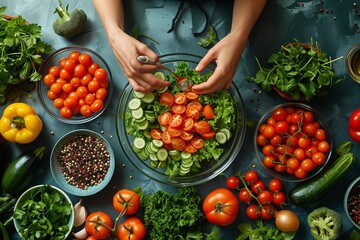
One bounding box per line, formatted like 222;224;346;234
52;0;87;38
307;207;342;240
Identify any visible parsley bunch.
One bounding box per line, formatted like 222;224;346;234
247;39;343;101
236;221;295;240
141;187;219;240
0;6;52;105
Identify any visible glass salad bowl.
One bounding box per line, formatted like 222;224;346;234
37;46;113;124
116;53;247;186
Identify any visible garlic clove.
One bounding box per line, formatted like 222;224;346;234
73;227;88;240
73;199;88;227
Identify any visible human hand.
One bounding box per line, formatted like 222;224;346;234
109;31;170;92
191;33;246;95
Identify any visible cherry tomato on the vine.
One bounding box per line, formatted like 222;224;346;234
226;176;240;189
113;189;141;215
85;211;113;239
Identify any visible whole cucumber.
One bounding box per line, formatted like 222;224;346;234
288;152;355;206
1;146;46;195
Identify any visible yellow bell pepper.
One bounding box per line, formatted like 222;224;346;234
0;103;43;144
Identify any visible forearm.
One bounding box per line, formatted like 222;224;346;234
230;0;267;44
93;0;125;38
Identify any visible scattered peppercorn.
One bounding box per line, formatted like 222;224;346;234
58;134;110;190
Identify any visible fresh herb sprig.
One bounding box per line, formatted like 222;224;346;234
198;26;218;48
236;221;296;240
0;6;52;105
246;39;344;101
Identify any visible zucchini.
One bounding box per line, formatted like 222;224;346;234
1;146;46;195
288;152;356;206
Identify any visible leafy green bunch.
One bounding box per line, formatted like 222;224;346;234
0;6;52;105
141;187;221;240
247;39;343;101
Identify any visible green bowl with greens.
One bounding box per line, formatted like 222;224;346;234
13;185;74;239
116;53;247;186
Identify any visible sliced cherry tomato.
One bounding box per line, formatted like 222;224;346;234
184;91;199;100
186;101;203;111
150;128;163;140
195;120;211;135
172;137;186;151
183;118;195;132
203;104;215;120
185;142;198;153
169;114;183;128
174;92;187;105
172;104;186;114
159;92;175;107
161;131;173;144
201;130;216;139
180;131;193;141
190;136;204;149
167;126;183;137
158;112;172;126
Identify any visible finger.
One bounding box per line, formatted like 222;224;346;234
195;51;215;72
128;78;149;93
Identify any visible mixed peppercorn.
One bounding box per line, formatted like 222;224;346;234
59;134;110;189
347;181;360;225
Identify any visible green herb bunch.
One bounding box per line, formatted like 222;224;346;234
141;187;220;240
247;39;344;101
0;6;52;105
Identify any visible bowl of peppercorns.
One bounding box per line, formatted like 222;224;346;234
50;129;115;196
344;176;360;230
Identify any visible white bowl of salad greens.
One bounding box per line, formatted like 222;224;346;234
116;53;246;186
13;184;74;239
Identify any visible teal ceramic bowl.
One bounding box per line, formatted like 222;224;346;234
344;176;360;230
50;129;115;196
13;184;74;239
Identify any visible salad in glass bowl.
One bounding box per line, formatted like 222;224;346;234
116;53;246;186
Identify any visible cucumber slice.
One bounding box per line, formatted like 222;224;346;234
133;91;146;99
168;150;180;156
215;131;227;144
143;130;152;140
136;119;149;130
133;137;146;150
156;86;168;93
149;153;158;161
141;92;155;103
150;142;160;152
219;128;231;140
131;107;144;120
180;151;192;159
157;148;168;161
153;71;166;80
128;98;141;110
152;139;163;148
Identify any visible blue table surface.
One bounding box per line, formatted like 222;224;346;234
2;0;360;239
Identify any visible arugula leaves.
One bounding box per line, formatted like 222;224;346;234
246;39;344;101
236;221;296;240
13;185;72;240
0;6;52;105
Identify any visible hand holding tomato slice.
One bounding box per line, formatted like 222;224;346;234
203;188;239;226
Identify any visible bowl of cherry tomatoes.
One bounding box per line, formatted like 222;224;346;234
254;102;333;182
116;53;247;186
37;46;113;124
